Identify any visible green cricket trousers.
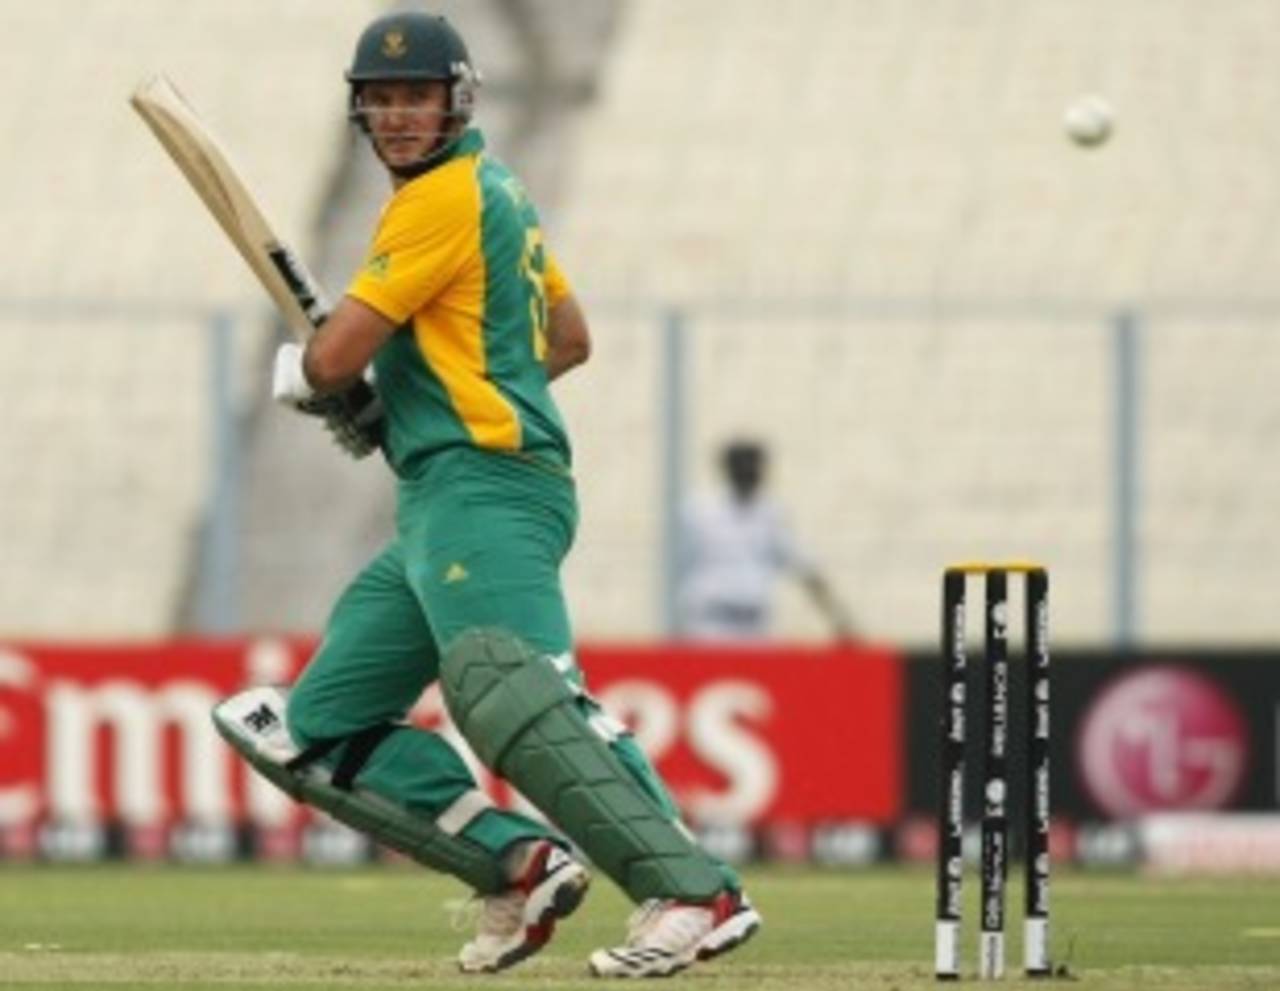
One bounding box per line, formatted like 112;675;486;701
284;447;721;881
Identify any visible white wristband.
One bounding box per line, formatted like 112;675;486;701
271;342;315;405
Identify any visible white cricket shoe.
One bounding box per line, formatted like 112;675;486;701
457;840;590;973
587;888;761;978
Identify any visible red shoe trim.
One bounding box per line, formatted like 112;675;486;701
515;842;552;894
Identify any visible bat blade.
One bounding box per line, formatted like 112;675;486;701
130;73;329;340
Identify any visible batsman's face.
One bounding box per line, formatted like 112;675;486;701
359;81;450;168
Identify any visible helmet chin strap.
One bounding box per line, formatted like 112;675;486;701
363;117;466;181
383;134;461;180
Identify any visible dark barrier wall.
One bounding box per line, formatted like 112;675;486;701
1;640;1276;863
905;650;1280;825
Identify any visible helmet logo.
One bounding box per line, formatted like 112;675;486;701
381;29;408;59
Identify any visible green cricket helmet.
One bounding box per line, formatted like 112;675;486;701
346;11;481;174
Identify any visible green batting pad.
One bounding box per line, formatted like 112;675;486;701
441;628;723;902
212;688;507;894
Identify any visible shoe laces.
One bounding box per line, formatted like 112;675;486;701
627;900;713;952
449;890;525;939
624;899;668;946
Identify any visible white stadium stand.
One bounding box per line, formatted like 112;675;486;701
0;0;380;635
3;0;1280;645
551;0;1280;644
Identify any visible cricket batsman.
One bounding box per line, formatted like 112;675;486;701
212;8;760;978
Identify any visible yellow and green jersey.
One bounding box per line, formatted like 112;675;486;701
347;129;572;479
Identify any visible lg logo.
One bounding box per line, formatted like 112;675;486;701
1077;666;1248;817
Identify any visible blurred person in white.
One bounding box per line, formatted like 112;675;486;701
678;439;856;642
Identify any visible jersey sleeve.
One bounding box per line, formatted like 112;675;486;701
346;177;478;324
544;249;572;307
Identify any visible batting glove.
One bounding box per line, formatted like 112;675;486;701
320;380;385;460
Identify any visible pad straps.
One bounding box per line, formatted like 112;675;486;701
285;724;400;792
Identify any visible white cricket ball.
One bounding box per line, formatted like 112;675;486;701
1063;94;1114;148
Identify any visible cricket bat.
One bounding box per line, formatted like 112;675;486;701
130;74;329;341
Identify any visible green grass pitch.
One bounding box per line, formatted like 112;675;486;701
1;865;1277;989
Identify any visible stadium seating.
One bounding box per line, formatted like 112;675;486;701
552;0;1280;644
0;0;380;635
5;0;1280;646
